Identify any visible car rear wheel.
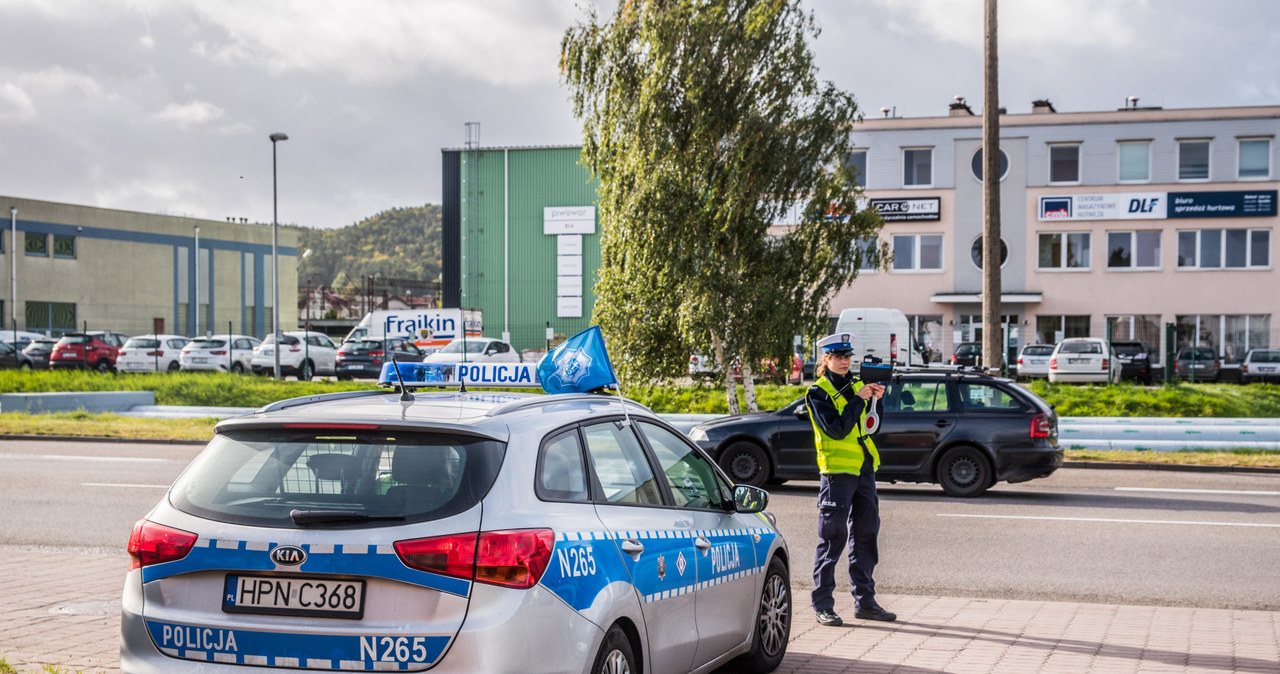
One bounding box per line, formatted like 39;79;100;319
937;446;992;498
167;360;181;372
231;362;245;375
718;441;771;488
95;359;111;374
731;556;791;673
591;625;635;674
298;360;314;381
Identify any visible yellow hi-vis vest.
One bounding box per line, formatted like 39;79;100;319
809;375;880;475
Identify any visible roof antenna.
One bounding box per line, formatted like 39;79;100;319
389;355;413;402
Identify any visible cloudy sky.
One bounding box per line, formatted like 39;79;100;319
1;0;1277;230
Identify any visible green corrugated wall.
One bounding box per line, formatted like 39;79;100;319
459;147;600;355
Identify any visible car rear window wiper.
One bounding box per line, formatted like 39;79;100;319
289;509;405;525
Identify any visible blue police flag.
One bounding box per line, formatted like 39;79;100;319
537;325;618;394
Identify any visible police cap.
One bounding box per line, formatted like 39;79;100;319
817;333;854;356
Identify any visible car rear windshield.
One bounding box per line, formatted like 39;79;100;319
1059;341;1102;354
262;334;300;346
1251;351;1280;363
1111;343;1145;356
438;340;488;354
341;339;384;351
1023;345;1054;356
190;339;226;348
955;344;979;355
1180;348;1216;360
169;429;505;528
124;338;160;349
56;334;90;345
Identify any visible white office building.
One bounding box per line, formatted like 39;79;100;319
823;100;1278;376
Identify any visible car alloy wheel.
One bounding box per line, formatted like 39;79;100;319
731;556;791;672
591;625;635;674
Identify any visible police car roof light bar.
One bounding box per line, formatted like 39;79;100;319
377;362;542;391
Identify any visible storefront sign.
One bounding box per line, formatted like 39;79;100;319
1167;190;1277;218
1039;190;1277;221
869;197;940;222
543;206;596;234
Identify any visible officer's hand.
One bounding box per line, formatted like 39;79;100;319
868;383;886;399
857;385;882;401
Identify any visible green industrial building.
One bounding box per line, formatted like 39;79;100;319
441;145;602;353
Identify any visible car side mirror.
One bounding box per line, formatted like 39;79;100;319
794;406;809;420
733;484;769;513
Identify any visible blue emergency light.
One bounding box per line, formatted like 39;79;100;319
378;362;542;390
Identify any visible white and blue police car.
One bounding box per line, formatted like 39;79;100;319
120;359;792;673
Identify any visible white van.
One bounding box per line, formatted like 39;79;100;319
343;309;482;355
833;307;922;367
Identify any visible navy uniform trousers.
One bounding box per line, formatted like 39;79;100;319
811;465;880;612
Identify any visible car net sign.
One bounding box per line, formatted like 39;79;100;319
869;197;940;222
1039;190;1277;221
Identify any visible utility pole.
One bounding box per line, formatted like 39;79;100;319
981;0;1003;374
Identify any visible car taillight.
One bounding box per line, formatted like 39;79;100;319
1017;357;1024;365
128;519;198;570
290;345;301;352
1243;364;1250;374
369;350;385;359
148;350;163;357
1049;357;1057;370
210;350;227;355
1030;413;1051;439
950;354;958;364
1102;358;1109;371
396;529;554;590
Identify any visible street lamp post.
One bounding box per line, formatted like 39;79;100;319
193;226;200;336
269;132;289;379
10;206;16;346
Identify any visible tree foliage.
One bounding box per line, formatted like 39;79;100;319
561;0;883;405
290;204;442;291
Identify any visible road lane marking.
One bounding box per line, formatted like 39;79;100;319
0;453;172;463
1116;487;1280;496
83;483;170;489
938;514;1280;528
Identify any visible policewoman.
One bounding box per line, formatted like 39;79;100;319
806;332;896;627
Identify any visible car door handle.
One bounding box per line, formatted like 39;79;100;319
935;420;951;428
620;539;645;556
694;537;712;551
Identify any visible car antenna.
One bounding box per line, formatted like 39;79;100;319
389;355;414;402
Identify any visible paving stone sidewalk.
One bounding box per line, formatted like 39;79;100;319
2;547;1277;673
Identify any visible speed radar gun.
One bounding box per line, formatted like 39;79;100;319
858;358;892;435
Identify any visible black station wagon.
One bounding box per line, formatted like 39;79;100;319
687;369;1062;497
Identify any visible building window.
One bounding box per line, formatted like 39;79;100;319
969;236;1009;269
891;234;943;272
1177;229;1270;269
1107;314;1163;364
845;149;868;188
1048;144;1080;183
903;148;932;187
1036;315;1090;344
53;234;76;259
970;147;1009;182
1037;232;1090;270
1118;141;1150;182
907;314;944;364
1238;138;1271;180
1107;231;1161;269
1178;139;1210;180
25;301;76;336
854;237;880;272
1175;314;1269;364
24;232;47;257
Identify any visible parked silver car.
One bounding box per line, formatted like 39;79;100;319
1240;349;1279;384
121;370;791;673
1015;344;1055;379
1048;338;1120;384
1175;346;1220;382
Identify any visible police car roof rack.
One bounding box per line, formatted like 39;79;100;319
256;389;389;415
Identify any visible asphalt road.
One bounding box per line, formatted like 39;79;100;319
3;438;1279;612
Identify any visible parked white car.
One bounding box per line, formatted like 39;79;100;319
1048;337;1120;384
423;336;521;363
251;330;338;380
116;334;190;373
1015;344;1055;379
180;334;260;374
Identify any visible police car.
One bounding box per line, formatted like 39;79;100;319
121;355;792;673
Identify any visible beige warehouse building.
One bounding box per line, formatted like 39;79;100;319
1;196;297;339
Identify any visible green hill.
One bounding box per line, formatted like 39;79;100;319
291;204;442;291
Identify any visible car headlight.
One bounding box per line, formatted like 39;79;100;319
687;427;708;443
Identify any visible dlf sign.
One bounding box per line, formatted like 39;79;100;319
544;206;596;234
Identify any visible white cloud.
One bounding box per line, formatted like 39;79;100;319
18;66;104;98
0;82;35;121
153;100;226;129
868;0;1140;53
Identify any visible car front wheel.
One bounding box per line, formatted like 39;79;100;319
937;446;992;498
718;441;771;488
591;625;635;674
730;556;791;673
